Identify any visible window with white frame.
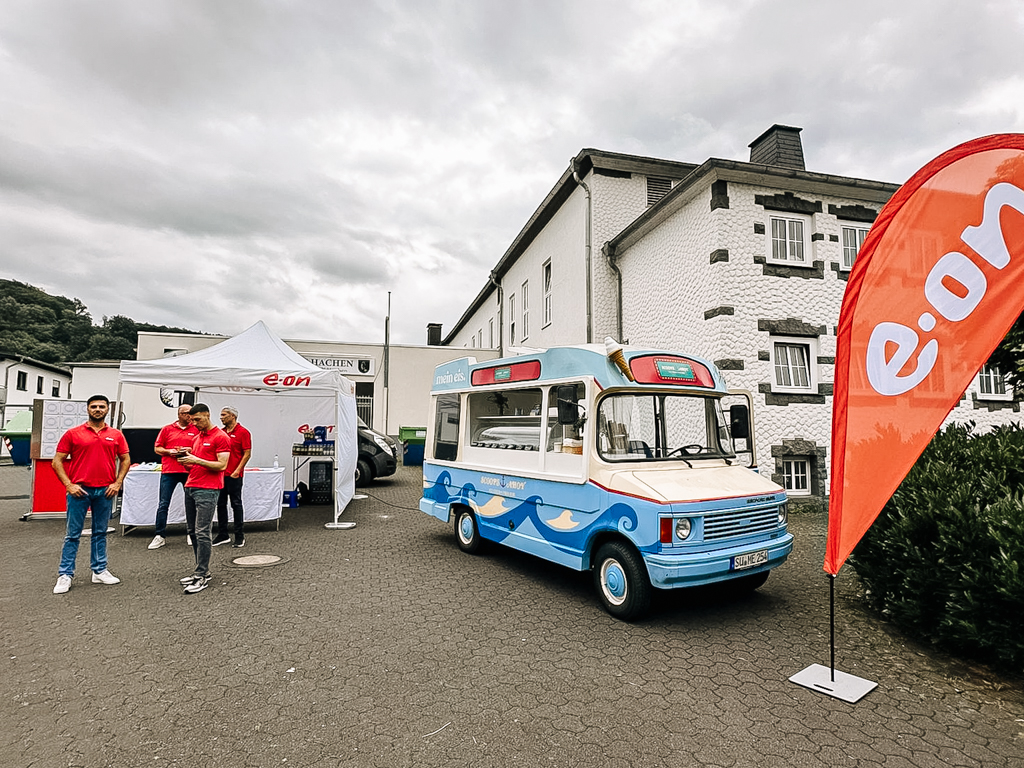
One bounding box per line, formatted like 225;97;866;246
542;260;552;327
771;336;816;392
977;363;1012;401
488;318;494;348
16;371;27;391
36;376;44;395
52;379;61;397
768;214;809;264
509;294;516;346
782;458;811;496
521;281;529;340
841;225;869;270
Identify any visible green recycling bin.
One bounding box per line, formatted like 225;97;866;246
399;426;426;466
0;411;32;466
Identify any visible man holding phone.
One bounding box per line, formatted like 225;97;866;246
177;403;230;594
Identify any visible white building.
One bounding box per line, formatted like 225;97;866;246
441;125;1021;501
1;354;72;457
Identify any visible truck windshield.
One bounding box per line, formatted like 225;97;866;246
596;393;735;462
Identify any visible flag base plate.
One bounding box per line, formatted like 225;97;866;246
789;664;877;703
325;522;356;529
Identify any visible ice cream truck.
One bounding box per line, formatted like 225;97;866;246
419;339;793;620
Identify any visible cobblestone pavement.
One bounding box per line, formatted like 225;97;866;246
1;461;1021;767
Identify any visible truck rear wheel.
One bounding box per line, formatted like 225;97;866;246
593;541;651;621
454;507;482;554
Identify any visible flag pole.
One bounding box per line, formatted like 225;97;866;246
830;574;836;682
788;569;876;702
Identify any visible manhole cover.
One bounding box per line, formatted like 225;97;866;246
230;554;289;568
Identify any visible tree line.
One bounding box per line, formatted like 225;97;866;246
0;279;200;364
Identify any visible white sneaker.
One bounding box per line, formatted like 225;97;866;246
92;569;121;585
148;535;166;550
53;575;72;594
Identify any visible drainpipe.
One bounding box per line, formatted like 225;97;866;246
602;241;624;343
489;269;503;356
0;358;17;426
572;160;593;344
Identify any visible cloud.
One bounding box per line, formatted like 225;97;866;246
2;0;1024;346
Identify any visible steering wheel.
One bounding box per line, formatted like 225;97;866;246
667;444;704;457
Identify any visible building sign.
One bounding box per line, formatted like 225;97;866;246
301;356;375;376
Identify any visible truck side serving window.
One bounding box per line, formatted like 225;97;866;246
467;388;542;451
433;393;460;461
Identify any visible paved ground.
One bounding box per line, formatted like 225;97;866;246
1;460;1021;768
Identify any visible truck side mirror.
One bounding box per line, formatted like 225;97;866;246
730;404;750;440
556;385;579;425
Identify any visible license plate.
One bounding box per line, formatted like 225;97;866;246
732;549;768;571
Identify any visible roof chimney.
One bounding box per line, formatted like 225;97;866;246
749;125;805;170
426;323;442;346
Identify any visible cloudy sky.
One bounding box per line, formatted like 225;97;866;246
2;0;1023;345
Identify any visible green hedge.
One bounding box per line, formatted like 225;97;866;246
849;423;1024;673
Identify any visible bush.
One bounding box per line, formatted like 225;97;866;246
849;423;1024;673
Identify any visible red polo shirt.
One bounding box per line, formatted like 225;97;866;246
155;421;200;473
224;423;252;475
185;426;231;490
55;422;129;487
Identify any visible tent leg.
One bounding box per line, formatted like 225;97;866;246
325;458;355;530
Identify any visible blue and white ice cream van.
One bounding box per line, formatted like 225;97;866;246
419;339;793;620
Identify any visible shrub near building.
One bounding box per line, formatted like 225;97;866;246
850;423;1024;673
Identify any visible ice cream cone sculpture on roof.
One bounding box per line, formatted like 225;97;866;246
605;337;635;381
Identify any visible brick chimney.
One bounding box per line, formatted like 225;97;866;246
426;323;442;346
749;125;805;170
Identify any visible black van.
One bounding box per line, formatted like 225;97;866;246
356;418;397;486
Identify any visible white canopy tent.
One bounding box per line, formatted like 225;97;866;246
117;321;358;526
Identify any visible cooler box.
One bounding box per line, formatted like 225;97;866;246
400;426;426;466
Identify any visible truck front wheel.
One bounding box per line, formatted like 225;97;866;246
593;541;651;621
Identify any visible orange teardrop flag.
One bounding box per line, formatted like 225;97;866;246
827;134;1024;575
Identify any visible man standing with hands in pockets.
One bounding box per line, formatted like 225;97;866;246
177;403;230;594
213;406;251;549
149;404;199;550
51;395;130;594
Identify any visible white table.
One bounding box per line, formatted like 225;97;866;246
120;466;285;529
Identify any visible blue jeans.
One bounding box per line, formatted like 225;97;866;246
155;472;189;537
59;486;114;577
184;488;218;578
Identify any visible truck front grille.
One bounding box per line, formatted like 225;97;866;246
704;507;779;541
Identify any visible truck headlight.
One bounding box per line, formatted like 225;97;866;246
778;502;788;525
675;518;692;540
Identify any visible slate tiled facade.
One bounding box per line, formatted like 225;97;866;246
442;126;1021;499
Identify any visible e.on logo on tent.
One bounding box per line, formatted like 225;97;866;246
865;182;1024;397
262;373;312;387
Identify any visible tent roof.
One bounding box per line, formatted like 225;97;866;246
118;321;352;396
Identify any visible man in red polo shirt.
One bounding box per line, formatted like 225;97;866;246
51;395;131;595
213;406;252;548
177;403;230;594
149;404;199;550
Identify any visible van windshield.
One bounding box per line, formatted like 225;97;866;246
596;393;735;462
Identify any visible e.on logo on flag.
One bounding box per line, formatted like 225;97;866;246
865;182;1024;396
827;135;1024;575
